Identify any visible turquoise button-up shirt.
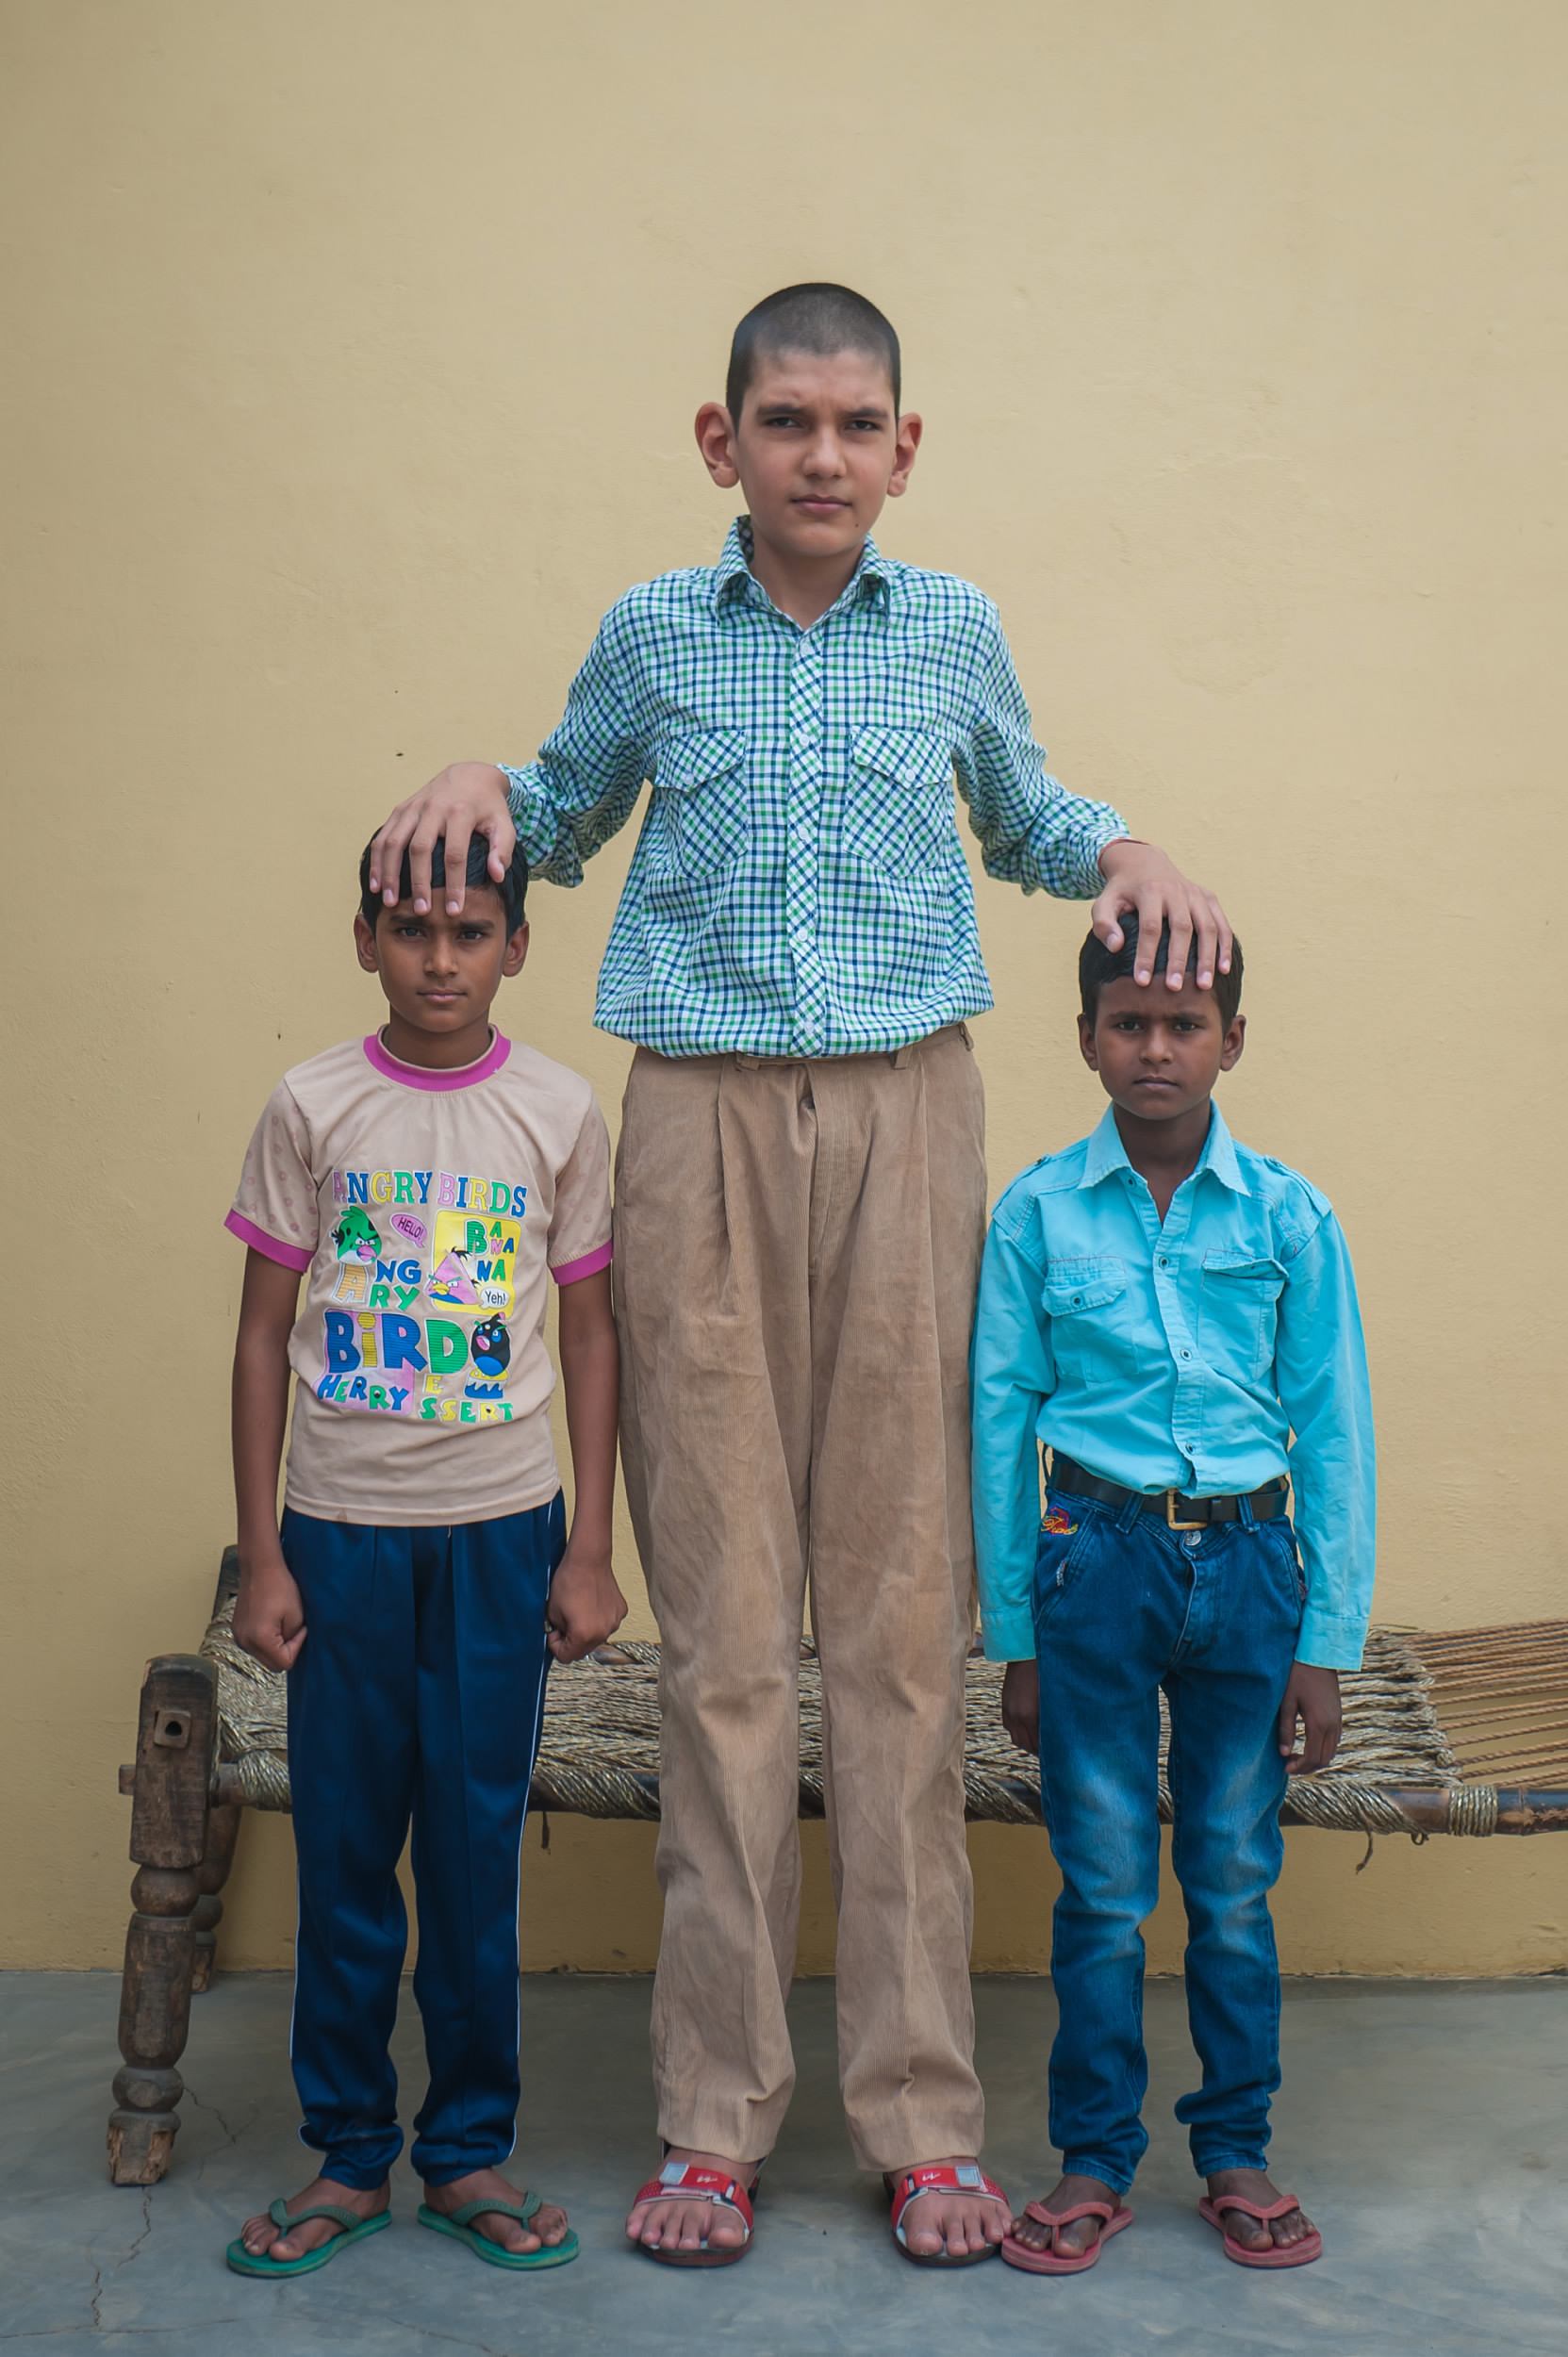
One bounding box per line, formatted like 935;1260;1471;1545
971;1106;1375;1670
502;519;1127;1058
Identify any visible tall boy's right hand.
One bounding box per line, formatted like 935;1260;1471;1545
369;761;514;917
233;1558;307;1673
1001;1660;1040;1755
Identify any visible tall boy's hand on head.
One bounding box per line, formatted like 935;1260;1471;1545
1279;1662;1342;1775
369;762;515;917
1093;840;1232;992
546;1546;628;1665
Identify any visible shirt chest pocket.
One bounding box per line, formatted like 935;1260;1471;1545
650;727;751;880
1043;1258;1132;1382
845;724;954;877
1198;1249;1284;1382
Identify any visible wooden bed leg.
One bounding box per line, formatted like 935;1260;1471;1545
108;1656;217;2185
191;1803;242;1994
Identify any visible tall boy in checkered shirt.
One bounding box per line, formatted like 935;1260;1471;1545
371;284;1231;2268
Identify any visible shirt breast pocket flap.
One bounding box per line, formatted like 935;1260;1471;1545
1200;1248;1285;1376
1043;1260;1128;1372
847;724;953;874
652;727;750;876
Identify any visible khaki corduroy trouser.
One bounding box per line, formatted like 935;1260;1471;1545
614;1026;987;2170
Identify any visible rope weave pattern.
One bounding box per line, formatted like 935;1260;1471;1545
200;1599;1540;1835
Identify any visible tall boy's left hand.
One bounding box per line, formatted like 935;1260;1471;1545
547;1545;628;1664
1279;1662;1342;1774
1094;840;1232;991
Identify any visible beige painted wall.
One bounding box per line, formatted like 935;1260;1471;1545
5;2;1564;1977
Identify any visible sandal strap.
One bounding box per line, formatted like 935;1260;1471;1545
632;2164;754;2234
1020;2198;1117;2230
890;2163;1010;2233
266;2198;370;2232
1211;2192;1301;2222
442;2194;542;2230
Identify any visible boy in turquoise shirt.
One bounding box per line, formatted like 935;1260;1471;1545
972;915;1373;2276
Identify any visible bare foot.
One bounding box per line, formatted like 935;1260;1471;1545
422;2166;571;2255
1005;2171;1121;2263
626;2148;758;2257
888;2156;1009;2261
235;2173;388;2265
1206;2167;1315;2253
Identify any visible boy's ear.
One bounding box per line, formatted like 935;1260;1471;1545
354;913;380;975
501;921;530;980
885;410;923;499
695;401;740;489
1077;1011;1100;1071
1219;1013;1246;1071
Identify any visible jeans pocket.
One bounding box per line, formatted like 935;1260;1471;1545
1263;1515;1308;1615
1031;1501;1098;1637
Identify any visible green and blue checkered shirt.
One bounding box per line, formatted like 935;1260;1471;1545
503;519;1128;1058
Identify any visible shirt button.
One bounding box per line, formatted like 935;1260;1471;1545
1071;1295;1082;1308
1180;1348;1192;1360
1159;1256;1170;1268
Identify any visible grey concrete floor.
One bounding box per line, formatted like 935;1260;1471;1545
0;1973;1563;2357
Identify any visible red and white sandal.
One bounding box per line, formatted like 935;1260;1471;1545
886;2163;1011;2267
1001;2196;1134;2275
1197;2190;1322;2268
628;2159;759;2268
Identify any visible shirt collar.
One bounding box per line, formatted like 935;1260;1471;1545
710;515;894;618
1080;1101;1249;1195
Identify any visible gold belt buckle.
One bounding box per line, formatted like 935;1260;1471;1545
1164;1490;1209;1531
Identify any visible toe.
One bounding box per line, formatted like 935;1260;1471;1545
533;2202;569;2248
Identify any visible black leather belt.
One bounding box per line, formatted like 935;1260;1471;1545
1048;1454;1289;1531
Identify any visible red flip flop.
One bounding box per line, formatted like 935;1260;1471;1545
1197;2191;1322;2268
886;2163;1011;2266
628;2160;759;2267
1000;2197;1134;2275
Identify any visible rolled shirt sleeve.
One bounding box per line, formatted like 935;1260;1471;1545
970;1211;1057;1663
502;602;652;886
1275;1208;1377;1670
953;602;1129;900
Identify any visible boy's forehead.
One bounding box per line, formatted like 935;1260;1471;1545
743;345;896;412
1094;972;1215;1014
373;883;507;920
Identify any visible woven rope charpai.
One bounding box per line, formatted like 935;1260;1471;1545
200;1596;1546;1835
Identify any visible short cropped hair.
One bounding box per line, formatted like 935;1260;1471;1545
358;833;528;932
726;283;901;422
1079;915;1244;1026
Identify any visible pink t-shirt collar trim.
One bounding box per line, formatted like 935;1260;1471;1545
362;1028;512;1092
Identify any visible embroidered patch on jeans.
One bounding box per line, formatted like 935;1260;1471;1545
1041;1508;1080;1535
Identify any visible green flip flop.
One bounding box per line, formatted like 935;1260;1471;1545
225;2198;392;2279
417;2193;580;2269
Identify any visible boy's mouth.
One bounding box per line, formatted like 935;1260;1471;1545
792;496;850;513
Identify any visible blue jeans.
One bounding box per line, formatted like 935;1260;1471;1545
281;1498;564;2187
1032;1482;1304;2195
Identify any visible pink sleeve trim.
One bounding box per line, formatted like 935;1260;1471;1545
225;1210;314;1272
551;1238;614;1286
